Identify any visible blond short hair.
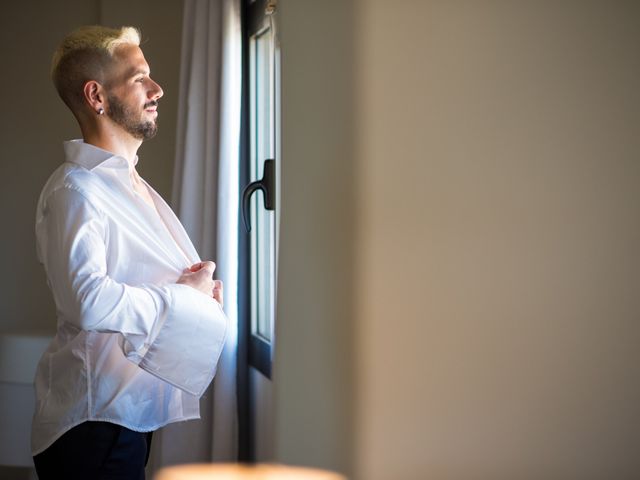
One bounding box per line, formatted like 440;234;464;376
51;25;141;113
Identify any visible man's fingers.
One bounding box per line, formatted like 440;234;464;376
213;280;224;306
203;261;216;275
192;268;215;286
189;261;216;274
178;261;222;300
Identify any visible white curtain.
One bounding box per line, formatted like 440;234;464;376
152;0;241;469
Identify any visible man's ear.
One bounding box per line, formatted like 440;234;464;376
83;80;105;114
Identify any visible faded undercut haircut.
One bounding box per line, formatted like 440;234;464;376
51;25;141;113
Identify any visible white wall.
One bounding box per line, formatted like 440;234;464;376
0;0;183;335
277;1;640;479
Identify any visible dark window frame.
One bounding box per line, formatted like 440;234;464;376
237;0;273;462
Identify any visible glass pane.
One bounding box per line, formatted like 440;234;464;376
250;28;275;343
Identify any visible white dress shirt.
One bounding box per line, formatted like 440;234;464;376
31;140;228;455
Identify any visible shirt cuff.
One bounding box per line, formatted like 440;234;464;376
133;283;229;396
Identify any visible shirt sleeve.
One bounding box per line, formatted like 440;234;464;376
38;185;228;397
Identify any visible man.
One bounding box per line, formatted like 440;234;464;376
32;25;228;479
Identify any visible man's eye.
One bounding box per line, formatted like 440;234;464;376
136;78;145;83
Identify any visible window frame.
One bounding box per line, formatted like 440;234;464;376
237;0;276;461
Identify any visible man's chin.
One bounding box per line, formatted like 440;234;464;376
145;124;158;140
132;121;158;141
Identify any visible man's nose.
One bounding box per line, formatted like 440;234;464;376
149;79;164;100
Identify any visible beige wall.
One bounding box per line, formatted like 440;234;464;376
277;1;640;479
0;0;183;334
355;1;640;479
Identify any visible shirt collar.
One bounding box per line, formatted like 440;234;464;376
63;139;139;170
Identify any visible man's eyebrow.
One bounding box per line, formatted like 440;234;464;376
127;68;150;77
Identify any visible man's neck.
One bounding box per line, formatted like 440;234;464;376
82;129;142;170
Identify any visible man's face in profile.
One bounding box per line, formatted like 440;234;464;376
104;44;164;140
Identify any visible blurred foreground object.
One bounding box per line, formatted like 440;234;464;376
154;463;346;480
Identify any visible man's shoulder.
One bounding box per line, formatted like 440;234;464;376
43;161;108;195
37;162;110;214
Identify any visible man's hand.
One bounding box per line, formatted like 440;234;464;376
213;279;223;307
177;261;224;306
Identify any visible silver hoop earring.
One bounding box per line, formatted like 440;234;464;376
97;108;104;115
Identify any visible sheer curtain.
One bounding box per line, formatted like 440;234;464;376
152;0;241;469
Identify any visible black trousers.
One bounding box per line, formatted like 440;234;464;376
33;421;154;480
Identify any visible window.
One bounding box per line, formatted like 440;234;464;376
249;24;276;353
